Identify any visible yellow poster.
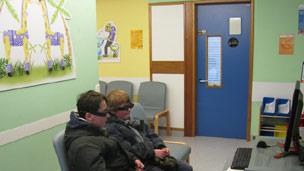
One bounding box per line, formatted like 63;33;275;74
131;30;143;49
279;35;294;55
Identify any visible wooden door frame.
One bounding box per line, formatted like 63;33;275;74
149;0;254;140
184;0;254;141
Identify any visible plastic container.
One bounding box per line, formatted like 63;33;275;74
262;97;276;116
274;125;287;138
276;98;290;116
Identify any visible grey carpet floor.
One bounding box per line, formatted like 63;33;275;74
162;134;250;171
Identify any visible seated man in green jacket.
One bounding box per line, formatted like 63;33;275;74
64;90;144;171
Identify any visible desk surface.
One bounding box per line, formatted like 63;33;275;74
245;136;303;171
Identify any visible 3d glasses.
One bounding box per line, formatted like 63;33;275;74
112;102;134;111
90;110;109;117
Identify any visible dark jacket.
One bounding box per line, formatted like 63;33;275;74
64;112;134;171
106;115;166;162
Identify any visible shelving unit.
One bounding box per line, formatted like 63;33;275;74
259;109;289;137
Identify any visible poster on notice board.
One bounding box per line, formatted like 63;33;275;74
299;5;304;35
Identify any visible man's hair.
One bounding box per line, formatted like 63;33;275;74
77;90;107;118
107;90;129;110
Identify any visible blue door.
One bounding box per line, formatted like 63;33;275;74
196;4;251;139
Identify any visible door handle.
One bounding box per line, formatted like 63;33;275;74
199;79;208;83
197;29;207;36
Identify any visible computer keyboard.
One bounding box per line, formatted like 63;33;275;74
231;148;252;170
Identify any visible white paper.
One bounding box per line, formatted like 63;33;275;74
264;101;275;113
229;17;241;35
278;101;289;114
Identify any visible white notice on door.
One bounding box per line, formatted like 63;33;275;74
229;17;241;35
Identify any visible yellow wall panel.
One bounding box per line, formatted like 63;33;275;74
96;0;150;77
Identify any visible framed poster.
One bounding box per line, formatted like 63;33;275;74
0;0;76;92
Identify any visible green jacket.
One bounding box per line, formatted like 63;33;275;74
64;112;135;171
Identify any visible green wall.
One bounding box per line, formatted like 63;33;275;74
0;125;65;171
253;0;304;82
0;0;97;170
251;0;304;136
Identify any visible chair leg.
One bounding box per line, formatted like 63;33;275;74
154;116;159;135
166;112;171;136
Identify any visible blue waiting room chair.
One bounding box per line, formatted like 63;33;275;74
138;81;171;135
106;80;134;100
52;130;70;171
99;80;107;95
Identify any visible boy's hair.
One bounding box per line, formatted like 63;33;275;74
77;90;107;118
107;90;130;109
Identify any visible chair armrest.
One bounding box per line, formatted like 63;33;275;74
164;140;187;145
154;109;169;119
164;140;191;162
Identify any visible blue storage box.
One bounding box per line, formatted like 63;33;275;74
275;98;290;116
262;97;276;116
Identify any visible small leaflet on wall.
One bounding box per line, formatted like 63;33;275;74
131;30;143;49
279;34;294;55
299;5;304;35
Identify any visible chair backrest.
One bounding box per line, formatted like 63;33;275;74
130;103;148;123
52;130;70;171
106;80;134;100
99;80;107;95
138;81;166;111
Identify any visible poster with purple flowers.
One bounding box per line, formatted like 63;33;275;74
0;0;75;92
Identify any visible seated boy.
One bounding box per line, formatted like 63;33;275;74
106;90;193;171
